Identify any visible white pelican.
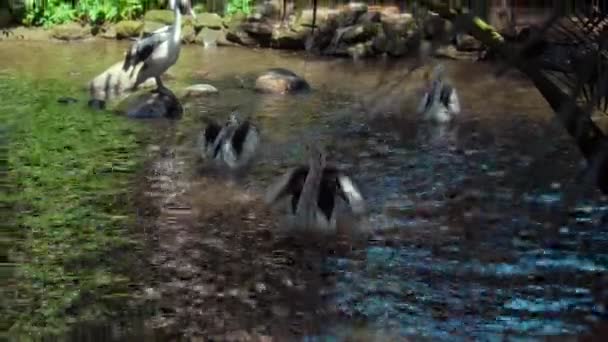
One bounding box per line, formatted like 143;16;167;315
122;0;196;95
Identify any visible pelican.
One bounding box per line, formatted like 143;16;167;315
417;64;461;124
264;145;366;232
122;0;196;95
199;113;260;170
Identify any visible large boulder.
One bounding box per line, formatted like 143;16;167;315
87;61;158;101
114;20;144;39
50;23;92;41
117;89;183;119
195;27;225;46
181;23;196;43
270;27;308;50
297;8;340;28
254;68;310;94
195;12;224;30
341;23;378;44
142;21;166;36
455;33;482;51
226;18;273;47
347;41;375;59
144;10;174;25
335;2;368;27
182;84;219;98
357;11;381;25
226;27;260;46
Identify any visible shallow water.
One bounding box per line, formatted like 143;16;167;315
2;40;608;340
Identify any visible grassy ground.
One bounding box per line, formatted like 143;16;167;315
1;72;147;338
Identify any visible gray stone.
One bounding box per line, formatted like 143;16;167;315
50;23;91;41
270;27;307;50
195;27;223;47
195;12;223;30
455;33;482;51
254;68;310;94
183;84;219;97
119;89;183;119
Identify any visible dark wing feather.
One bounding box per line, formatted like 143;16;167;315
122;32;167;71
264;166;308;208
203;120;223;146
231;120;251;155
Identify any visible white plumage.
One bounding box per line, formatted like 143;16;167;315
199;113;261;171
417;64;461;124
122;0;195;94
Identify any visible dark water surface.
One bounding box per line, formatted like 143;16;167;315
2;40;607;341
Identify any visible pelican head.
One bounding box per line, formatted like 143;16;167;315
170;0;196;18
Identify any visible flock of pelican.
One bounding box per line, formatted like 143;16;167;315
119;0;461;234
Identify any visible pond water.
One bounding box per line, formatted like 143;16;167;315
2;40;608;341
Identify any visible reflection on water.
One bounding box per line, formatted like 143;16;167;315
2;40;607;340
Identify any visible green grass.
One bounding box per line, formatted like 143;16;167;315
1;73;147;338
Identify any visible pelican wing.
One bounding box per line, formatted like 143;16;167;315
122;30;170;71
336;174;366;215
447;87;461;115
264;166;306;206
231;121;252;155
199;119;223;158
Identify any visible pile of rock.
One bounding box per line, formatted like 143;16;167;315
45;4;484;59
224;3;422;58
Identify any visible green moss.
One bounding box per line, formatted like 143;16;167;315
144;9;175;25
1;74;146;337
114;20;144;39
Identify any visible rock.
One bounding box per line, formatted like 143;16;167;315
87;61;159;101
347;41;375;59
423;13;452;42
195;12;223;30
99;24;117;39
183;84;219;98
119;89;183;120
270;27;307;50
381;12;415;38
114;20;144;39
455;33;482;51
50;23;91;41
341;23;378;44
144;9;175;25
142;21;167;36
357;11;381;25
371;26;388;53
254;68;310;94
305;21;338;53
195;27;224;47
226;28;259;46
435;44;460;59
241;20;273;36
384;35;412;57
297;8;340;28
181;23;196;43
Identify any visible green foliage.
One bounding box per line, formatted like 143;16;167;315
1;74;145;337
21;0;148;27
225;0;252;16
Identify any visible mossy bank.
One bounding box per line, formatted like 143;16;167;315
1;72;149;338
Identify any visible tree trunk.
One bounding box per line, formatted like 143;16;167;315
421;0;608;194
